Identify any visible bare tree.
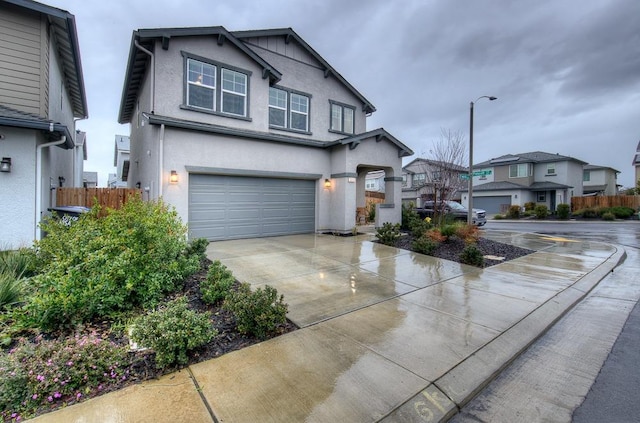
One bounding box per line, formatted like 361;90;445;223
417;128;468;206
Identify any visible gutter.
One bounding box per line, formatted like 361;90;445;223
134;40;155;113
35;136;66;240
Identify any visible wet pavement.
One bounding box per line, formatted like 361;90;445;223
28;231;625;422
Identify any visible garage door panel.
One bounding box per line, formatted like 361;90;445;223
189;174;316;240
474;196;511;214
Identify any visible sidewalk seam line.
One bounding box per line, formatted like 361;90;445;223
187;367;218;423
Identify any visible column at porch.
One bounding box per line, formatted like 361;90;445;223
329;172;357;233
376;176;403;227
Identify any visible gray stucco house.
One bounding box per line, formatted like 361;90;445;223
0;0;87;249
462;151;586;214
118;26;412;240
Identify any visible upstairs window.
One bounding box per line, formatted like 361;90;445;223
221;69;247;116
330;101;355;134
547;164;556;175
269;87;311;133
290;93;309;131
413;173;426;187
183;54;250;118
187;59;216;110
509;163;530;178
583;170;591;181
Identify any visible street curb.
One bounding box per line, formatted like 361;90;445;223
431;244;627;422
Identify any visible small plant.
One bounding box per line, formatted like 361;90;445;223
440;222;461;239
455;224;480;244
409;217;432;238
493;214;505;220
534;204;549;219
367;203;376;222
130;297;216;369
524;202;536;211
0;333;130;420
201;260;236;304
376;222;401;246
412;236;438;255
185;238;209;260
602;212;615;221
557;203;570;219
506;205;521;219
224;283;288;339
426;228;447;243
401;204;420;231
460;244;484;267
0;272;25;311
603;206;635;219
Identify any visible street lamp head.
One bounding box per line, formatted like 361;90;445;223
488;96;497;101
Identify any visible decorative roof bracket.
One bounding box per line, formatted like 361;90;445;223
217;33;225;46
161;36;170;50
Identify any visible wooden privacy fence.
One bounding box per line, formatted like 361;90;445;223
56;188;142;215
571;195;640;211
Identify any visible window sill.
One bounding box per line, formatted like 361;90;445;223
269;125;312;136
180;105;252;122
329;129;355;137
545;173;557;177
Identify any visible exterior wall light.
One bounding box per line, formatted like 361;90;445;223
324;178;331;188
0;157;11;173
170;170;178;184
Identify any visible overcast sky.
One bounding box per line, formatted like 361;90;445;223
48;0;640;188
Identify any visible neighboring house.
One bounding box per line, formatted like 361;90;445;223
118;26;412;240
82;171;98;188
401;158;467;207
633;140;640;188
0;0;88;249
365;170;385;193
463;151;586;214
110;134;130;187
582;164;620;196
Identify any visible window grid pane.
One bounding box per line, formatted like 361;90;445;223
269;88;287;128
187;59;216;110
221;69;246;116
331;104;342;131
343;107;354;134
290;93;308;131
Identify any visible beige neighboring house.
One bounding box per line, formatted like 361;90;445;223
464;151;586;214
118;26;413;240
401;158;467;207
365;170;386;193
582;164;620;196
0;0;88;249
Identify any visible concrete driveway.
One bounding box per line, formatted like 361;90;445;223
30;231;623;423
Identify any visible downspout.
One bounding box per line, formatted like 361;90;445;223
158;123;165;197
35;136;66;240
134;40;155;114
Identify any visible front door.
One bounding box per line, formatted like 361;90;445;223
550;190;556;211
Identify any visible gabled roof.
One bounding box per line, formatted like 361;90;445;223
476;151;587;167
3;0;87;119
403;157;467;172
232;28;376;114
118;26;283;123
460;180;571;192
584;164;620;173
0;105;74;148
326;128;414;158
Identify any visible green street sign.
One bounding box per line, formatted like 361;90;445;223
460;174;469;180
473;170;492;176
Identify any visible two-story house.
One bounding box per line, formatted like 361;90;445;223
401;158;467;207
582;164;620;196
464;151;586;214
118;26;412;240
0;0;88;249
109;134;130;188
365;170;385;194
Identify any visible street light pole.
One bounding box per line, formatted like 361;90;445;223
468;96;497;225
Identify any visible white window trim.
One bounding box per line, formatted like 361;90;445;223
221;68;247;117
268;87;287;129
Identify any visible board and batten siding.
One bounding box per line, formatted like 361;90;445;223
0;4;47;116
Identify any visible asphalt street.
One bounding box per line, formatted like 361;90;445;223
451;220;640;422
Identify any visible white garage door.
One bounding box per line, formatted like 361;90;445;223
473;196;512;214
189;174;316;241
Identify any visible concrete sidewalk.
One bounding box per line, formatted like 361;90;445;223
29;231;624;423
